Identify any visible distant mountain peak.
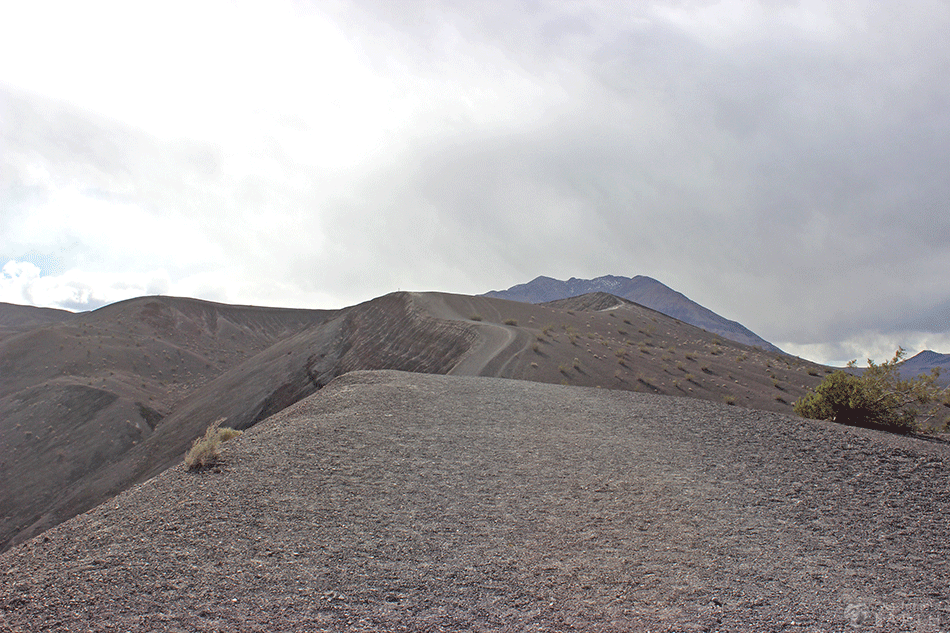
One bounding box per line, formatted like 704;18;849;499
899;350;950;385
483;274;782;353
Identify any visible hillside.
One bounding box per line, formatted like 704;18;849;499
0;301;74;342
2;371;947;631
1;290;831;552
483;274;783;353
0;296;335;552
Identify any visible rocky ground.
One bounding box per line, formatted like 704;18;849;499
2;291;831;555
2;370;948;632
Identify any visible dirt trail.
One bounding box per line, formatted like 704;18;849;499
3;370;948;632
410;293;532;377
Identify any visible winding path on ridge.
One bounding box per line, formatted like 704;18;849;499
410;292;532;378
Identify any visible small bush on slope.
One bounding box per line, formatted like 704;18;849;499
794;348;950;434
185;418;243;470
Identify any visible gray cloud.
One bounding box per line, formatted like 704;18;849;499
1;1;948;364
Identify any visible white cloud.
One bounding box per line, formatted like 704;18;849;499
650;0;839;46
4;185;220;272
1;259;170;310
1;1;949;364
780;331;950;368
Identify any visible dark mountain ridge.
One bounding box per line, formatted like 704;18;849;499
483;274;783;353
899;350;950;385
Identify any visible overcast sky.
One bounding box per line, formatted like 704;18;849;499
1;1;948;365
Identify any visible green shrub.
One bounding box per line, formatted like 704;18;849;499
794;348;949;433
185;418;243;470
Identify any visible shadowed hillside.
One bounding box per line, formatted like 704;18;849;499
0;296;334;551
1;290;830;552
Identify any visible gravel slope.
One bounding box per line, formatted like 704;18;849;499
2;370;948;632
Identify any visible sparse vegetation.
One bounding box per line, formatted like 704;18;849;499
723;395;736;406
794;348;950;434
185;418;243;470
470;314;483;321
503;318;518;326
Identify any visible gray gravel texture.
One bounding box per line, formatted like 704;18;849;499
2;369;949;632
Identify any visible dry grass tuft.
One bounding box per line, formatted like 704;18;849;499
185;418;243;471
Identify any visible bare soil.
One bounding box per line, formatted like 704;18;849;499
2;291;830;555
3;370;948;632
